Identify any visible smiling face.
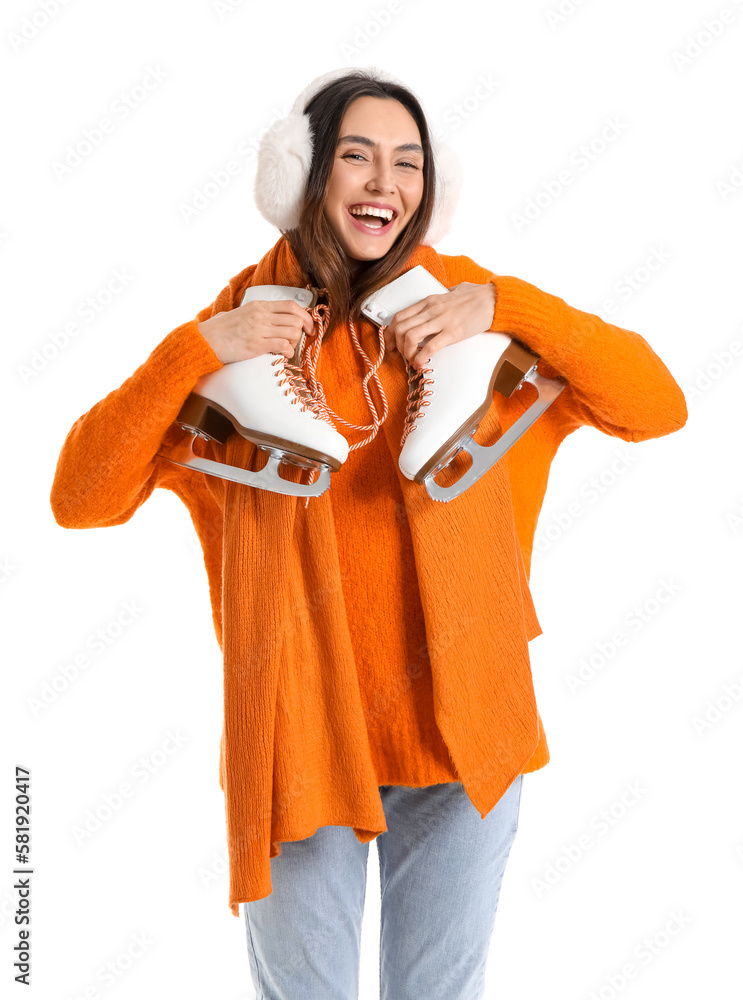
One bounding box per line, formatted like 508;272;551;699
322;96;425;272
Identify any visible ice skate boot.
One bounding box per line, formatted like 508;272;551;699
157;284;349;499
361;265;567;503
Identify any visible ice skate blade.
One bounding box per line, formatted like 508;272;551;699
420;369;567;503
158;434;332;498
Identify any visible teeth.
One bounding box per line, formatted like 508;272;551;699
349;205;394;221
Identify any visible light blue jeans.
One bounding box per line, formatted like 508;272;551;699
242;774;523;999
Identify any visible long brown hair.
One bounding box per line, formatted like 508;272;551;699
283;71;436;340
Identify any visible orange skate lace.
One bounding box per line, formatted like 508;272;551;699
400;359;435;448
273;286;393;507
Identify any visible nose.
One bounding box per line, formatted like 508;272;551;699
367;157;396;193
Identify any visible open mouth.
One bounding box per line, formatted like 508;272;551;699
346;205;397;234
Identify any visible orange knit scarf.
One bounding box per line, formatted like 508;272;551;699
217;235;543;914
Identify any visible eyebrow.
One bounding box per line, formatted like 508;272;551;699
337;134;424;155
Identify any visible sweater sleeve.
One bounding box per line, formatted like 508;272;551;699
49;264;257;529
442;254;688;443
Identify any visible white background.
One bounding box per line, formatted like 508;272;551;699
3;0;742;997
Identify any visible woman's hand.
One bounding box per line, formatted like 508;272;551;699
383;281;497;371
197;299;316;365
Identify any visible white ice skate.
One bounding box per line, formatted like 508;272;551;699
361;265;567;503
157;284;349;498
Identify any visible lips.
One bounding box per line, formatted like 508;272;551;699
346;206;397;236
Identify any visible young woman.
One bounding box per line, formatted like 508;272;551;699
50;67;687;999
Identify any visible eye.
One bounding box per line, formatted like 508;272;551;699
341;152;421;170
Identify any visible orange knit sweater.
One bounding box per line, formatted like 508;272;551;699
50;237;688;916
